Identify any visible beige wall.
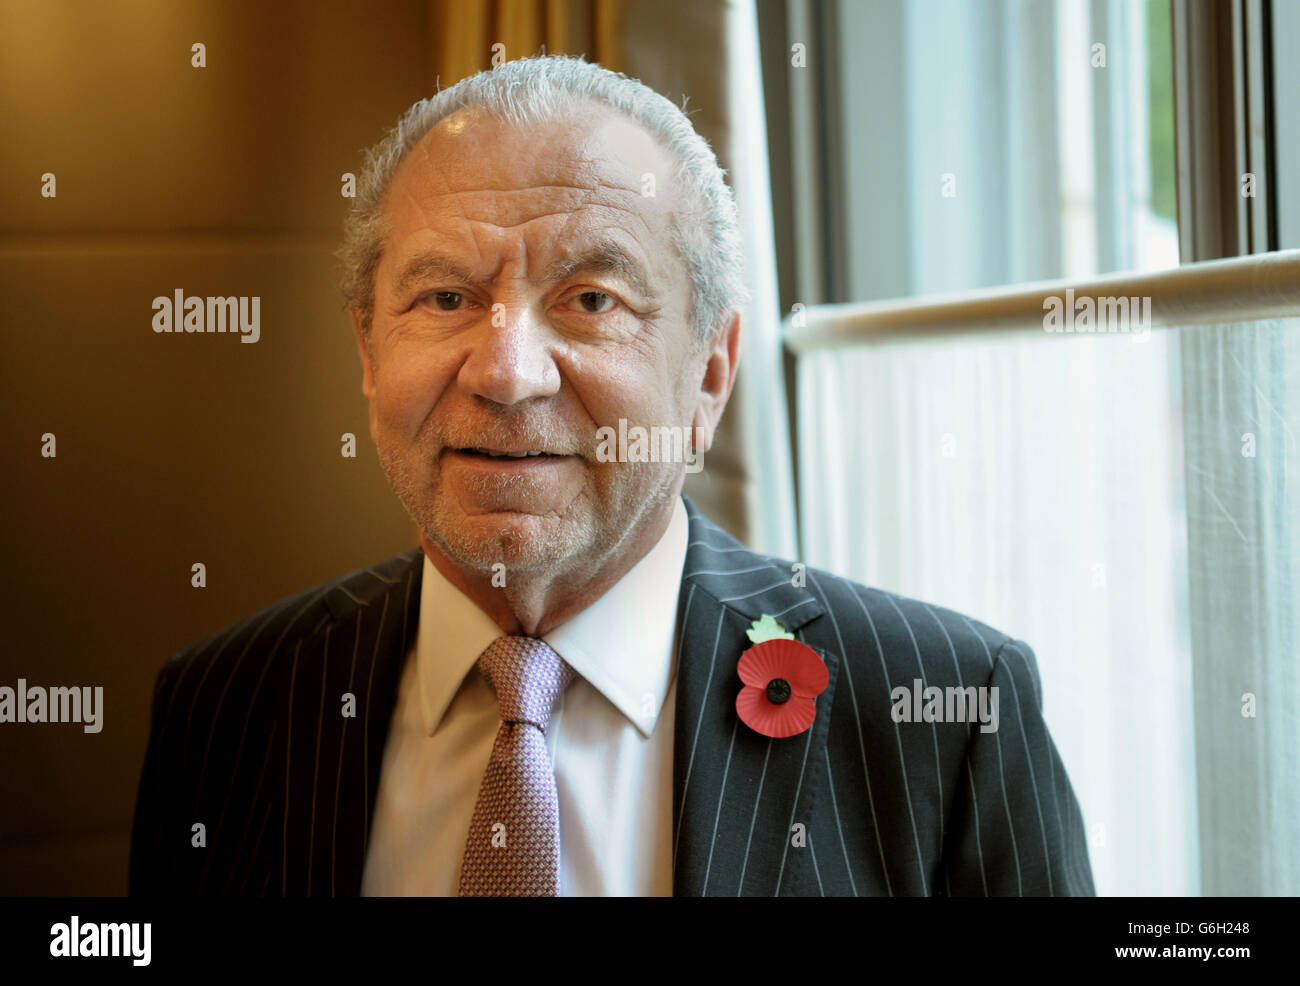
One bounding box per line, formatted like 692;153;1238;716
0;0;438;894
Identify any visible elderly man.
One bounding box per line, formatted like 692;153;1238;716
129;54;1094;897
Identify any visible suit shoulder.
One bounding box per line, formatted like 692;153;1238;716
679;497;1032;685
155;546;422;691
798;564;1026;684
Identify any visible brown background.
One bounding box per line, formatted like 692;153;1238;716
0;0;750;894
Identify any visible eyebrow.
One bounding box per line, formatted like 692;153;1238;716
393;239;655;300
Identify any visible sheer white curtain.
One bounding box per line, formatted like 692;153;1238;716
1180;318;1300;895
798;329;1197;896
722;0;797;556
794;0;1195;895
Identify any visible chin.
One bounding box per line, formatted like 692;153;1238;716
427;500;590;574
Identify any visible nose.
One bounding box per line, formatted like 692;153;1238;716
457;302;561;406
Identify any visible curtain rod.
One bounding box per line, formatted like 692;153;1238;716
783;248;1300;354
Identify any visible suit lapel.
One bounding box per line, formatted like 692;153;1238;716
279;547;423;895
280;500;836;896
672;497;841;896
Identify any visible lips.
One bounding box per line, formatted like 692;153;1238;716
454;447;565;459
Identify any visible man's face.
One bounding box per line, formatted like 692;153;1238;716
356;103;716;577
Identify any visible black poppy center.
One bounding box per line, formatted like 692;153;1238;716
765;678;792;704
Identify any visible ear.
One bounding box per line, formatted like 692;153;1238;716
351;307;376;399
691;308;742;455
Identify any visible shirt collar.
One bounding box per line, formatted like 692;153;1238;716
416;495;690;739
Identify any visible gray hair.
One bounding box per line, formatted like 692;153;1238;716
338;53;748;346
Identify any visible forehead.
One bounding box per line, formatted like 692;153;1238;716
380;103;680;263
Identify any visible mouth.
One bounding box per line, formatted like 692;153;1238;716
452;447;567;460
444;446;580;472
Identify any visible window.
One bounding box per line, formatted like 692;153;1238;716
762;0;1300;896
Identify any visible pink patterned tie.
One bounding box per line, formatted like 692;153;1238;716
458;636;578;897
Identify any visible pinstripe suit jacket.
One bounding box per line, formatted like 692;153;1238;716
129;494;1095;896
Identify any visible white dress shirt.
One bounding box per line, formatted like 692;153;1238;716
360;496;688;896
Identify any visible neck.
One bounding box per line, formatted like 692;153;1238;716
420;496;679;637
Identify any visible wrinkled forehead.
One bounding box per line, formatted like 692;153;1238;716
381;102;680;242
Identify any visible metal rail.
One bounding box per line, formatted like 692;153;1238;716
783;249;1300;354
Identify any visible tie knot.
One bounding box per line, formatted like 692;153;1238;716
476;635;576;732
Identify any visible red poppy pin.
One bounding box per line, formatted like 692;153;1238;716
735;614;829;738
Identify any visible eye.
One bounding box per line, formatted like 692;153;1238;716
426;290;466;311
570;291;617;314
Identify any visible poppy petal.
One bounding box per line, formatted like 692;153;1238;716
736;686;818;738
737;646;771;687
737;639;828;697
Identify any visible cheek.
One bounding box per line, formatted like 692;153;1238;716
372;354;450;437
569;340;681;422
